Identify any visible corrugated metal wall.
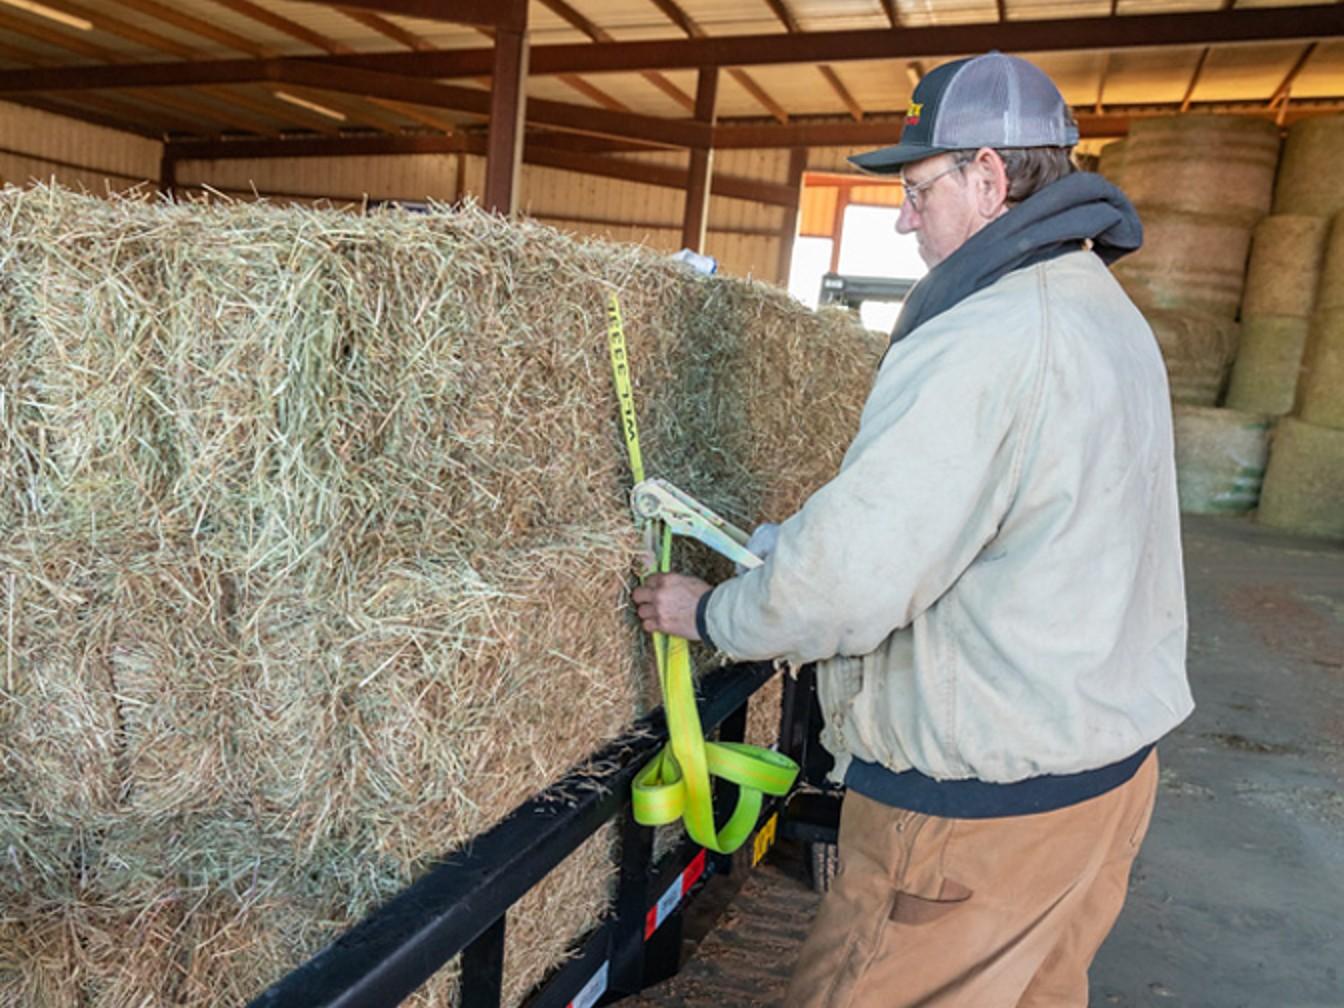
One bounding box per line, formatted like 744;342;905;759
175;146;807;283
174;153;465;206
0;102;161;194
173;139;896;286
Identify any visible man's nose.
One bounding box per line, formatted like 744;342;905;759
896;199;919;234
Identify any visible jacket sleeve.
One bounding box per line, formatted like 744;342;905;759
705;298;1045;665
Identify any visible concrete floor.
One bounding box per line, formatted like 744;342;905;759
1091;515;1344;1008
629;514;1344;1008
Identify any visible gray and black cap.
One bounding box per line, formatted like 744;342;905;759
849;51;1080;174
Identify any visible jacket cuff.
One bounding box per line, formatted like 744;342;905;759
694;587;717;651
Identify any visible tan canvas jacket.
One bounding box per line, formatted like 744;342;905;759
705;250;1194;783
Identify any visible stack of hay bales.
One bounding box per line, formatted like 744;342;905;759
1112;115;1281;407
1096;138;1128;190
1225;214;1329;414
0;185;883;1006
1107;115;1281;515
1255;119;1344;538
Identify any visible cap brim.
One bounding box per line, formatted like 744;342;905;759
847;143;950;175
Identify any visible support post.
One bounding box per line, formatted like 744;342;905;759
485;3;528;215
680;67;718;252
159;153;176;200
828;187;850;275
775;147;808;286
460;916;507;1008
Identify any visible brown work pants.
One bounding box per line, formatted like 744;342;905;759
784;751;1158;1008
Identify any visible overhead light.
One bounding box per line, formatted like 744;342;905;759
0;0;93;30
272;90;347;122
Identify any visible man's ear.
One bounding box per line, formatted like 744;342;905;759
970;147;1010;219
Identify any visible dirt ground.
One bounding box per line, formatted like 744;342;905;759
627;514;1344;1008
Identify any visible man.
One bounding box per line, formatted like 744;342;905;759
633;51;1194;1007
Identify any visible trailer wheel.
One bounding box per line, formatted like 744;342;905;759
807;841;838;893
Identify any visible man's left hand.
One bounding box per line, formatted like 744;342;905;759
632;573;711;639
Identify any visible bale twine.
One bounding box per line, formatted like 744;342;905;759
1096;139;1128;189
1313;209;1344;314
1123;115;1280;227
1240;214;1330;319
1273;115;1344;218
1224;316;1311;416
1171;405;1271;514
0;185;884;1007
1257;417;1344;539
1142;307;1241;405
1298;307;1344;430
1113;208;1253;319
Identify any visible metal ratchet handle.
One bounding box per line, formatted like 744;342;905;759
631;478;763;569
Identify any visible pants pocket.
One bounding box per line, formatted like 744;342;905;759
889;877;974;926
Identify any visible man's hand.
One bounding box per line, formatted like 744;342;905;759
632;573;711;639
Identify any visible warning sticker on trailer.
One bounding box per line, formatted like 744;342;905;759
752;813;779;867
644;850;709;939
567;960;608;1008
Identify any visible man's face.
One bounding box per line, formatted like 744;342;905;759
895;153;984;268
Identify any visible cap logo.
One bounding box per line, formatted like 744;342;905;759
905;101;923;125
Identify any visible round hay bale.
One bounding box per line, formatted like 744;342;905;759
1097;139;1128;189
1298;306;1344;430
1142;307;1240;405
1114;208;1253;319
1224;316;1311;416
1123;115;1281;227
1257;417;1344;539
1240;214;1330;319
1273;114;1344;218
1172;405;1271;514
1313;210;1344;313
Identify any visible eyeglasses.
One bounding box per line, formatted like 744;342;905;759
899;158;970;212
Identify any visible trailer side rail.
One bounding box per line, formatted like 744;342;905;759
248;661;784;1008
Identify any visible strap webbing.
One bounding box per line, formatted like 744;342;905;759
607;293;797;854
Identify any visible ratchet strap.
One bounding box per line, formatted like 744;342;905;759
606;293;797;855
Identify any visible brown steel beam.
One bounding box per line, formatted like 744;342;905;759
526;148;798;207
682;67;718;252
160;97;1344;166
337;6;436;50
537;0;694;111
776;146;808;286
328;6;1344;75
646;0;789;122
0;7;281;136
821;66;864;121
486;12;528;215
1180;47;1212;112
1094;51;1110;113
1268;41;1319;105
164;132;799;207
286;0;524;30
763;0;864;120
6;6;1342;91
828;186;849;274
270;62;710;146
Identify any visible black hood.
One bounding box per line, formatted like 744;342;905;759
889;171;1143;346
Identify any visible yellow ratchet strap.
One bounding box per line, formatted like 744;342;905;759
607;293;798;855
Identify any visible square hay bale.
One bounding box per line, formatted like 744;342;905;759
0;184;882;1006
